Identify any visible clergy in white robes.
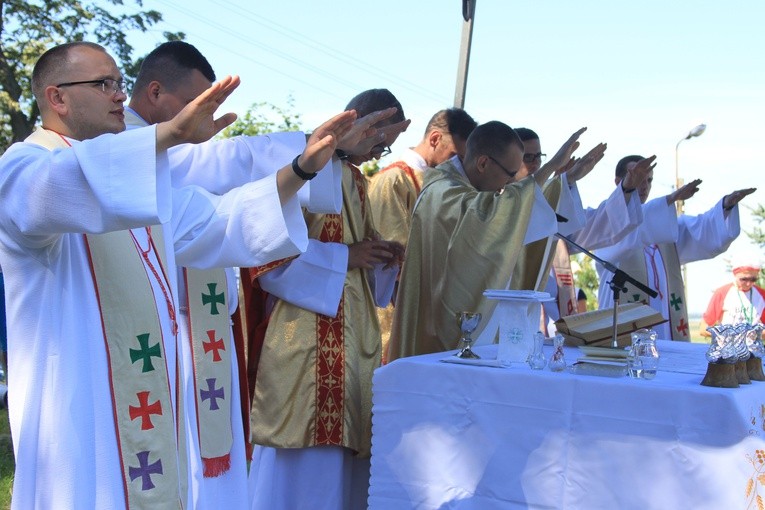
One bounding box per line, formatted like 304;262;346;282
0;42;348;510
595;154;755;340
513;130;656;330
124;40;346;509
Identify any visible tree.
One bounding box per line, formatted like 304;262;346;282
0;0;183;151
572;253;599;311
748;204;765;248
218;96;302;138
745;203;765;282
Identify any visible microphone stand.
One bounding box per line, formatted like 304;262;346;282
555;233;658;348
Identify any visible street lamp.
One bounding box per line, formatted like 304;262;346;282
674;123;706;215
454;0;476;108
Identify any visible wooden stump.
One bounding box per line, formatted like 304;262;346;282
735;360;752;384
700;362;739;388
747;356;765;382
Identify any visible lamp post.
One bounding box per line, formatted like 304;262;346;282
674;123;706;215
454;0;476;108
674;123;706;304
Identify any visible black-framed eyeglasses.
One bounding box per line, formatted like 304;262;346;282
487;155;516;178
738;277;758;283
523;152;546;164
56;78;127;95
371;145;392;158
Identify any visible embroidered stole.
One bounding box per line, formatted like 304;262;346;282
553;240;577;317
183;268;234;477
618;242;690;340
311;163;370;447
26;128;186;508
380;160;422;195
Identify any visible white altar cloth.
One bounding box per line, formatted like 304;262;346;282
369;341;765;509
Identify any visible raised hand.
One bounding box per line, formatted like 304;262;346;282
337;108;404;155
157;75;240;151
297;110;358;174
535;127;587;185
722;188;757;210
621;155;657;191
667;178;702;204
563;142;607;183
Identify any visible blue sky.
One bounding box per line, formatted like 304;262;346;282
129;0;764;314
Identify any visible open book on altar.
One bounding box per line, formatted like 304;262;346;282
554;303;666;347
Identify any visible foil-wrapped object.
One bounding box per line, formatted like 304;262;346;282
706;324;740;363
746;324;765;358
706;323;764;363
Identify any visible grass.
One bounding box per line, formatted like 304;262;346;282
689;317;709;344
0;406;12;510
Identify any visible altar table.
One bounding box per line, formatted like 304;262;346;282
368;341;765;509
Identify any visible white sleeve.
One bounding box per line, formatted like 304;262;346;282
259;239;349;317
167;132;342;214
570;185;643;251
594;195;678;265
677;198;740;264
368;263;398;307
0;127;168;247
170;172;308;269
556;174;586;237
523;185;559;245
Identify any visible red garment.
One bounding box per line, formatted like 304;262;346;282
703;283;765;325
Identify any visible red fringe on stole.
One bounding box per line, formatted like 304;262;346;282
203;453;232;478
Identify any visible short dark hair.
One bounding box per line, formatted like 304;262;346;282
514;127;539;143
465;121;523;163
615;155;644;180
345;88;405;124
133;41;216;94
424;108;477;141
32;42;107;102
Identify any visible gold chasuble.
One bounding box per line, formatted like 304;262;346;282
386;160;538;362
367;161;425;362
510;177;562;292
618;243;690;340
368;161;423;246
251;162;382;458
26;128;187;508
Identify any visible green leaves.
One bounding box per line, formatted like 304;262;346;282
0;0;180;151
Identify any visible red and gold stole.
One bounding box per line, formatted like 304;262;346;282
26;128;186;508
379;161;422;195
314;162;366;446
553;240;577;318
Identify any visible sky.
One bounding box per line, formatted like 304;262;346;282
125;0;765;314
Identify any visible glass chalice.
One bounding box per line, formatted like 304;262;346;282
455;311;482;359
